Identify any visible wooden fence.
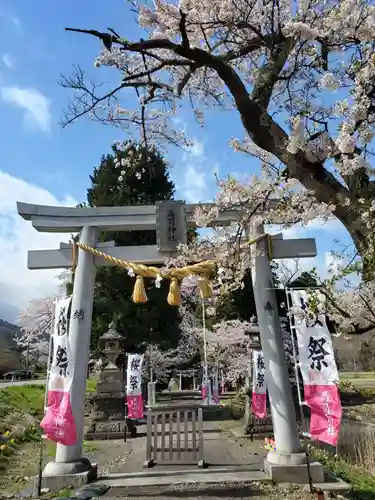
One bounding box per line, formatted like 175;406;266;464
144;404;205;468
249;413;273;441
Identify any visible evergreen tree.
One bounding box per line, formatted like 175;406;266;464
81;141;181;355
212;263;286;325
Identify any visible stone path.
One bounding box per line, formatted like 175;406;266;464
87;418;350;500
90;419;280;499
104;420;262;474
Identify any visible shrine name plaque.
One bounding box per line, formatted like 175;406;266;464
156;201;187;252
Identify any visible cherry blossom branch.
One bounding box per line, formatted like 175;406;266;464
62;10;371;260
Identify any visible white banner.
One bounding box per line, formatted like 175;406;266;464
252;350;267;394
126;354;144;396
48;296;73;392
290;290;338;385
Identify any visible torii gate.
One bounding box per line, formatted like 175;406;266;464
18;200;318;481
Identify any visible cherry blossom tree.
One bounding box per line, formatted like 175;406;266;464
15;297;54;368
205;319;250;385
292;263;375;335
142;343;175;382
142;298;203;385
61;0;375;278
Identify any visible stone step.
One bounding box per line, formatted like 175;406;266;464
95;468;270;493
101;482;271;499
307;480;351;493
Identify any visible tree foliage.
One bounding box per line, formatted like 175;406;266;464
14;297;52;367
212;264;285;325
77;141;182;354
358;339;375;371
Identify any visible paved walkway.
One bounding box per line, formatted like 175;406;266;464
93;419;277;498
87;420;347;500
0;378;45;388
105;420;262;475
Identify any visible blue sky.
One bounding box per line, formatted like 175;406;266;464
0;0;355;319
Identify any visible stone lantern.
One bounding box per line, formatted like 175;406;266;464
85;321;137;440
243;315;262;435
247;315;261;351
99;321;124;373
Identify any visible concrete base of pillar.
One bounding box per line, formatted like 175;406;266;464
267;450;307;466
35;459;97;493
264;457;324;484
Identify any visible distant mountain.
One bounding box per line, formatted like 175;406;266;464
0;301;19;324
0;318;21;374
0;318;20;348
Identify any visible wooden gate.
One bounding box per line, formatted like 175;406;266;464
249;413;273;441
143;404;205;468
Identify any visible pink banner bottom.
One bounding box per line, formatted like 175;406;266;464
304;384;342;446
251;392;267;419
201;384;208;400
127;394;144;419
40;390;77;445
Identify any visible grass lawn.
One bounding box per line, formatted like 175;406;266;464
341;372;375;380
86;375;99;393
0;376;98;421
312;448;375;499
0;384;45;423
0;376;99;494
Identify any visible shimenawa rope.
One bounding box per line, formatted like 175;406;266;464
71;232;272;306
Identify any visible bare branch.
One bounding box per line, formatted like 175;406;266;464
221;33;280;62
65;27;177;52
179;10;190;49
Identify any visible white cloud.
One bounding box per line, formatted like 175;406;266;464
0;86;51;132
179;139;212;203
2;54;14;68
0;171;77;314
277;254;328;284
189;140;205;158
183;164;209;203
272;217;345;239
268;218;351;285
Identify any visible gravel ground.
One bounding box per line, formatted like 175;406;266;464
83;439;135;476
103;481;318;499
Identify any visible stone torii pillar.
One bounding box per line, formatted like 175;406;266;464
44;226;98;477
250;218;324;483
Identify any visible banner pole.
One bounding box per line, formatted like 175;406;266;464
286;288;314;494
201;296;209;405
37;299;56;496
124;353;128;443
249;345;254;441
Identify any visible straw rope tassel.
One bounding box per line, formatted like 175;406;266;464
71;240;77;270
132;275;148;303
167;277;181;306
